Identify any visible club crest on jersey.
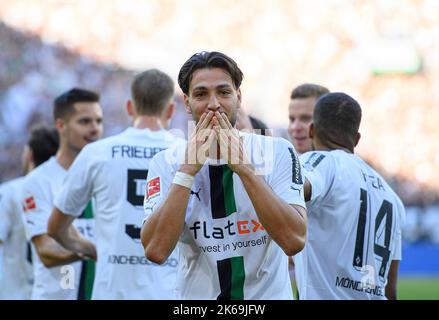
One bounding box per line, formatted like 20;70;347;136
23;196;36;212
147;177;161;199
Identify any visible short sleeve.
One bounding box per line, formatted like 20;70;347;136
270;138;306;209
0;185;12;242
391;199;406;261
143;151;175;223
300;151;335;204
21;177;53;241
54;147;95;217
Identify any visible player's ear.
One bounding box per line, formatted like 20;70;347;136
183;94;192;114
309;122;314;139
165;101;175;120
55;118;64;131
354;132;361;146
127;100;135;117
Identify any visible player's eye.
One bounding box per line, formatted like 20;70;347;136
194;92;206;98
78;118;90;125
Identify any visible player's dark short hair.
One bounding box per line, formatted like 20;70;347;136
290;83;330;100
313;92;362;147
53;88;100;121
131;69;175;116
178;51;243;95
28;126;59;166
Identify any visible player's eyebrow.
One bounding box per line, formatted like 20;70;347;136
192;83;233;91
216;84;233;90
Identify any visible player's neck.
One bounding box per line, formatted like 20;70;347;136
132;115;165;131
316;143;354;154
56;145;78;170
314;137;354;154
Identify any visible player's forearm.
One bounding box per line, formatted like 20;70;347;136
35;236;83;268
142;184;190;264
385;260;400;300
54;226;96;259
237;165;307;256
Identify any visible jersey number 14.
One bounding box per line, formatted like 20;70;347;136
353;188;393;281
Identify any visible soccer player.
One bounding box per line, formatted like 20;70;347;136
21;88;103;300
141;51;307;300
288;83;329;154
287;83;329;292
0;126;59;299
297;92;405;300
48;69;182;299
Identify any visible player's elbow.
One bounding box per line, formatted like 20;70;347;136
35;246;58;268
145;246;168;265
40;256;58;268
47;224;61;242
47;212;63;242
282;206;307;255
283;234;306;256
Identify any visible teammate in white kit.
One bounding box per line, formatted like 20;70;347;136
297;92;406;300
49;69;182;299
0;126;59;299
141;51;307;300
21;88;103;300
287;83;329;297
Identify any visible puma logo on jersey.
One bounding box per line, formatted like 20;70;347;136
190;188;201;201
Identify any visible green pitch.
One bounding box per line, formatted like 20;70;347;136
291;277;439;300
398;277;439;300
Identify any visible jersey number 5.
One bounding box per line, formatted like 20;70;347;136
353;188;393;281
126;169;148;241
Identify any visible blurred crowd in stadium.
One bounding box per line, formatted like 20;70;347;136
1;0;439;245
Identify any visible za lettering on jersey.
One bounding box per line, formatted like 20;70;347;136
77;201;95;300
209;166;245;300
303;152;326;170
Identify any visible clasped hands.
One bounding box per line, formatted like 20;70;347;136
181;111;252;176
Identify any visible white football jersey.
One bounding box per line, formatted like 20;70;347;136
296;150;406;300
144;133;306;300
22;157;95;300
0;178;33;299
55;127;183;299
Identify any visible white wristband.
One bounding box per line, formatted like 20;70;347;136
173;171;194;190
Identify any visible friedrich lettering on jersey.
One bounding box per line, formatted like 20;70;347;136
111;145;166;159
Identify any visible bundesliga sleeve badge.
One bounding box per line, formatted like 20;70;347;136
146;177;161;200
23;196;36;212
